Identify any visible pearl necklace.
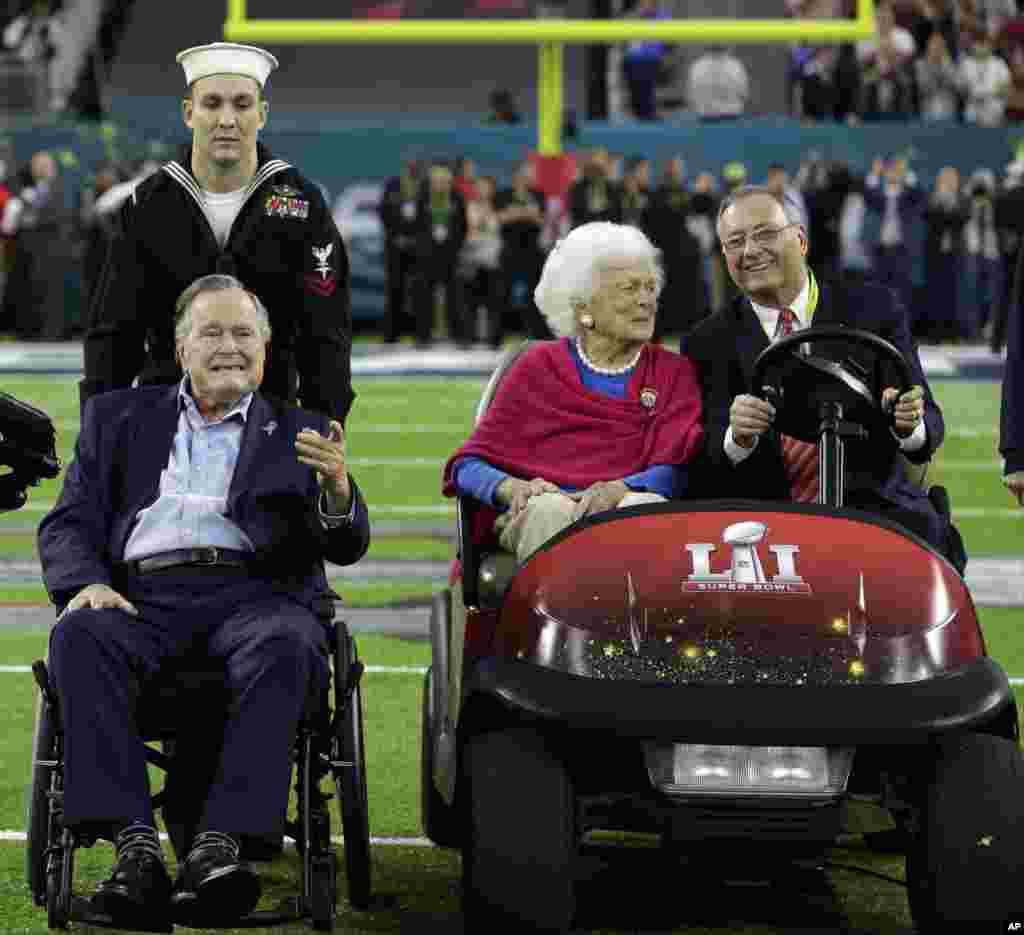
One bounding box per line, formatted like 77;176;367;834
576;339;643;376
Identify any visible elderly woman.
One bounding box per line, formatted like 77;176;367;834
442;221;705;562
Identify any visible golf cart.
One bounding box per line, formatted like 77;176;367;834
422;328;1022;933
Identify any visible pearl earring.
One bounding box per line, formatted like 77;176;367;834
580;315;594;329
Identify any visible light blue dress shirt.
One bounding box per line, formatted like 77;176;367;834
123;379;255;560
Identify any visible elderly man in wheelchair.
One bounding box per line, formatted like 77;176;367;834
32;274;370;930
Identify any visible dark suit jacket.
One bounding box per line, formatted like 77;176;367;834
414;189;468;263
1001;251;1024;474
680;276;944;515
568;177;623;226
38;386;371;610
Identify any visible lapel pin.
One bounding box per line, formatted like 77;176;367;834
263;421;277;436
640;388;657;410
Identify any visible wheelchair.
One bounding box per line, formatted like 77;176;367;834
25;596;372;932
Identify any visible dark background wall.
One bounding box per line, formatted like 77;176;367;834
104;0;794;128
106;0;587;120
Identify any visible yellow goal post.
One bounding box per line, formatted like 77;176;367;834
225;0;876;155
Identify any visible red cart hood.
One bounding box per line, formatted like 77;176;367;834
494;506;982;687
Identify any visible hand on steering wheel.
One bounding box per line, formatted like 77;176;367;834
882;385;925;438
730;394;777;449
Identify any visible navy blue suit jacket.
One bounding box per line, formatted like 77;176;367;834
680;275;944;515
1001;265;1024;474
38;385;371;609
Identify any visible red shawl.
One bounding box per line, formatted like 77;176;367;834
443;338;704;499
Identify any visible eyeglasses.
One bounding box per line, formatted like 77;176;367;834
721;223;798;255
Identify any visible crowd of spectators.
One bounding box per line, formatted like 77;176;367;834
789;0;1024;126
0;149;157;341
376;144;1024;352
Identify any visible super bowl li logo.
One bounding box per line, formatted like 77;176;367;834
684;521;812;594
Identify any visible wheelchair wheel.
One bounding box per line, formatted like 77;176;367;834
334;635;371;910
46;836;73;930
308;852;338;931
26;691;55;906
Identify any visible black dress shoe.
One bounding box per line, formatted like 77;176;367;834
91;823;171;926
171;830;261;925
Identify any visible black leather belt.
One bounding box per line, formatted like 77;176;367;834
120;547;254;575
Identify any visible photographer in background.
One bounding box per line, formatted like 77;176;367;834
2;150;73;341
961;168;1003;342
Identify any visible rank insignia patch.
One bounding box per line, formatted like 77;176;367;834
265;185;309;219
304;242;338;296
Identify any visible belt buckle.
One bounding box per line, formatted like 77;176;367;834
195;547;219;566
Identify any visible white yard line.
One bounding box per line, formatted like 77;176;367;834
946;427;999;438
0;665;1019;684
9;502;458;514
10;503;1024;517
0;830;434;847
0;664;428;674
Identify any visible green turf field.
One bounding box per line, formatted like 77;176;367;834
0;620;1021;934
1;373;1022;932
1;374;1021;562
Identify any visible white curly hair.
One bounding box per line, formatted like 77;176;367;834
533;222;664;338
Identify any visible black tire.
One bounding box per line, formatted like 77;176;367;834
421;667;460;848
46;844;71;931
335;637;372;911
907;732;1024;931
462;727;577;933
26;691;55;906
309;853;337;931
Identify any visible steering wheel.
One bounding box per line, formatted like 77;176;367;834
752;326;914;445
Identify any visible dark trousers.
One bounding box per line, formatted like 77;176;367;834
500;247;550;340
873;245;914;319
922;253;961;339
464;266;501;346
846;488;950;563
415;254;464;345
960;253;1004;340
47;568;329;836
622;58;659;120
383;246;417;342
7;228;71;340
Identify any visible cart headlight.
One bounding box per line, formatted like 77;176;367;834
646;744;855;798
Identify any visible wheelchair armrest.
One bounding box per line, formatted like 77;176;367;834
457;495;482;608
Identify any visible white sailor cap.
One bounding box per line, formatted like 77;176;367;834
176;42;279;89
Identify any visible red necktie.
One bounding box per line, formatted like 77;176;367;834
774;308;819;504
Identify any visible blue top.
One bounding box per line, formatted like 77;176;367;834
454;340;686;508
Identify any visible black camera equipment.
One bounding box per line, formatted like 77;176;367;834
0;390;60;512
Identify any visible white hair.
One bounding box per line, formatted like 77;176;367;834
533;222;664;337
174;274;272;344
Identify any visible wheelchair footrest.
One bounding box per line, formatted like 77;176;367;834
70;895;173;933
228;898;304;927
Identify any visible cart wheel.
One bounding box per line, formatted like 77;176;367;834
335;637;371;910
46;850;70;930
308;852;337;931
907;732;1024;931
27;691;55;906
421;667;460;848
462;727;577;933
